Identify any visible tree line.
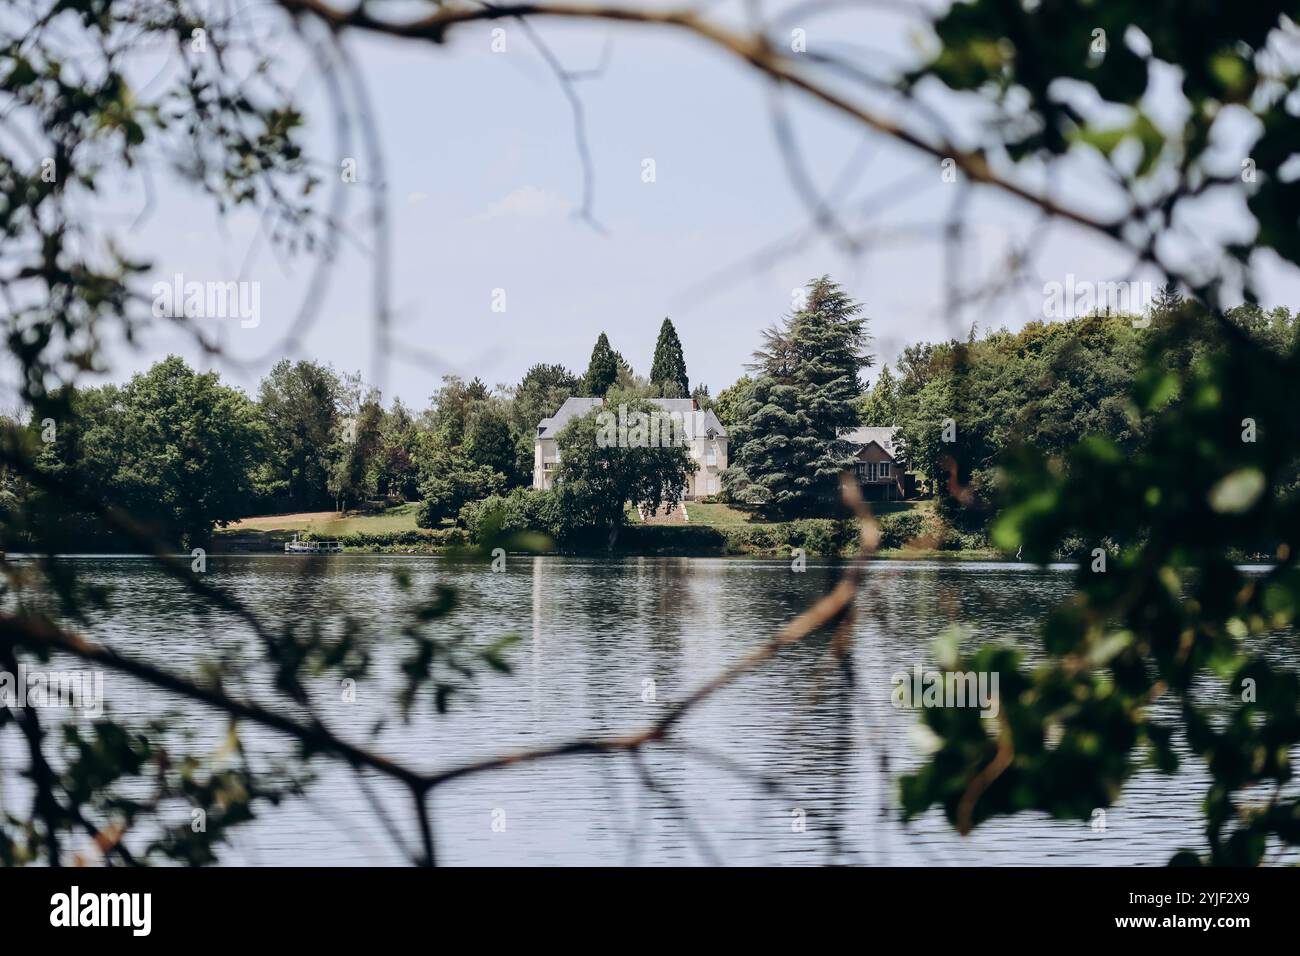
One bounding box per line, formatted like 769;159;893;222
0;315;706;550
7;278;1298;553
862;289;1300;549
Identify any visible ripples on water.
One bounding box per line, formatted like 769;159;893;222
10;555;1297;865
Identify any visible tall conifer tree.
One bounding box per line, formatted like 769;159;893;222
727;276;871;516
581;332;620;397
649;317;690;398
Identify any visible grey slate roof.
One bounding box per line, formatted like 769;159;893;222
650;399;727;439
536;397;727;440
536;397;603;439
841;425;901;458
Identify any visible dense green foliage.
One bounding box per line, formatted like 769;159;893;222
860;363;898;426
374;400;422;500
510;363;579;437
257;359;342;512
414;445;506;528
865;306;1300;551
892;312;1150;516
21;357;267;548
6;321;713;549
713;375;753;428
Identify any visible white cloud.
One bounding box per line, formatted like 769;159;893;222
475;185;571;222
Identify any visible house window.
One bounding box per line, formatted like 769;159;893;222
879;461;891;478
705;446;717;467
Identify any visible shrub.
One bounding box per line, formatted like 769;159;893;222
937;524;988;551
878;511;926;549
415;462;506;528
783;519;857;554
304;528;467;549
713;520;857;555
719;527;770;553
620;525;727;553
460;487;564;546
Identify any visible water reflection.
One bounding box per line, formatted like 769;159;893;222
10;554;1293;865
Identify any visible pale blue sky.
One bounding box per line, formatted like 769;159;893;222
91;2;1300;406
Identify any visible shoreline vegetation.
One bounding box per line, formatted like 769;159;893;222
209;497;1012;558
210;503;1276;564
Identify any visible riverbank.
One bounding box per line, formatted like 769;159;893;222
212;500;1003;559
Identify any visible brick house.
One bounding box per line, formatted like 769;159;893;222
843;426;911;500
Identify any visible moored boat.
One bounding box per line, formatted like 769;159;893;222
284;534;342;554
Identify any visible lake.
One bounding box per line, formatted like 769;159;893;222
9;554;1290;865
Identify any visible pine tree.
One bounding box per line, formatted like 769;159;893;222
862;363;898;425
728;276;872;516
581;332;620;397
790;276;872;497
1152;281;1184;315
649;317;690;398
724;377;795;509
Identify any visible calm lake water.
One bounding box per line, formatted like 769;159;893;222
11;554;1297;866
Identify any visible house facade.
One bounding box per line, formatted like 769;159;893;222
843;426;911;500
533;397;729;498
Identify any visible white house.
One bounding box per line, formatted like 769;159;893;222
533;397;729;498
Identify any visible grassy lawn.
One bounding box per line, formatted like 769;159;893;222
220;502;421;537
685;502;770;525
686;498;932;526
872;498;935;516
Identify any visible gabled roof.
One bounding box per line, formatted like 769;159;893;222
536;397;603;439
536;397;728;440
841;425;901;458
652;399;727;439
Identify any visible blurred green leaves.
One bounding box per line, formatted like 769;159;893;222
903;304;1300;864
